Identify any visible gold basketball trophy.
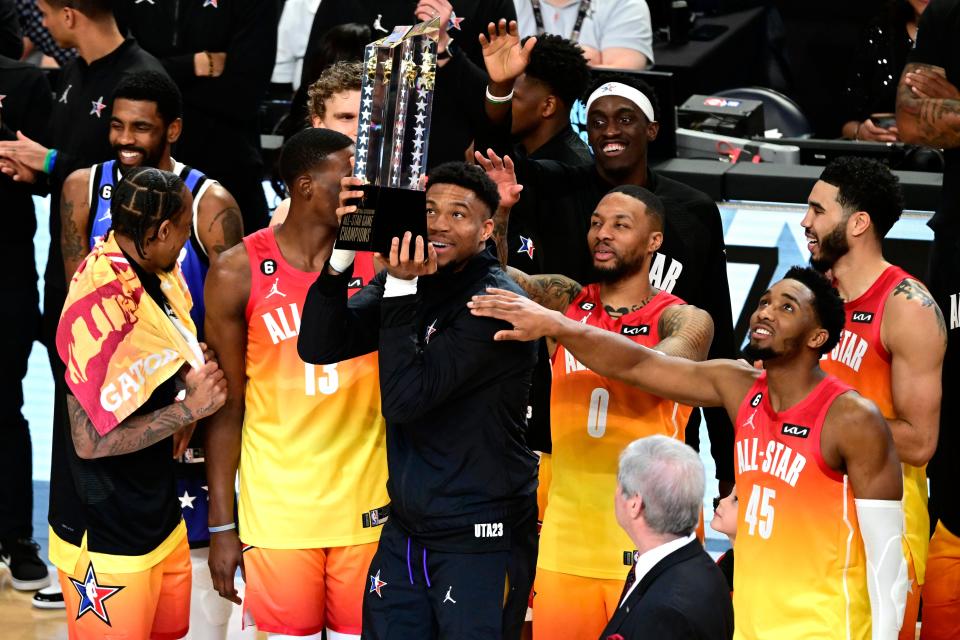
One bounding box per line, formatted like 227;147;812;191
336;18;440;254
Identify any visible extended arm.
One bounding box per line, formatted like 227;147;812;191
883;278;946;466
654;304;714;361
197;183;245;261
896;63;960;148
202;245;250;605
60;168;92;283
469;288;755;412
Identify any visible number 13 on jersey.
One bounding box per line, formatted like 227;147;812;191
304;363;339;396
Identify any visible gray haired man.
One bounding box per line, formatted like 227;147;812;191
601;436;733;640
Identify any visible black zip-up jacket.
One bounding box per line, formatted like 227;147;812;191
298;244;539;552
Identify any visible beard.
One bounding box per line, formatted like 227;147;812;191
590;251;643;284
809;223;849;273
741;342;781;363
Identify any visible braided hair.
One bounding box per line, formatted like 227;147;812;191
110;167;187;260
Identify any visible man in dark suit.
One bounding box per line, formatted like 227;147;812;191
600;435;733;640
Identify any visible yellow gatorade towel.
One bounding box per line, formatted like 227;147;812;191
56;230;201;435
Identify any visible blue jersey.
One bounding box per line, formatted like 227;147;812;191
88;159;212;336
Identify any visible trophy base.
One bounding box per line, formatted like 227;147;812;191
335;184;429;256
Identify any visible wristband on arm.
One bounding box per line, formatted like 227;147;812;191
328;249;356;274
208;522;236;534
43;149;58;174
384;274;418;297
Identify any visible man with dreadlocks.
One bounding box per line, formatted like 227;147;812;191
53;166;227;639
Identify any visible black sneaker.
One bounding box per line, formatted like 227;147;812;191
0;538;51;591
33;583;65;609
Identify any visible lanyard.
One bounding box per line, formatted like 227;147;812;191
530;0;592;42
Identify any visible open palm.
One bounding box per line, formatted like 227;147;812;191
480;19;536;84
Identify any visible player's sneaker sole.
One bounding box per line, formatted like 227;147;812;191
32;588;64;609
13;574;51;591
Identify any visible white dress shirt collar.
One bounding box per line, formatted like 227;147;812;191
619;533;697;607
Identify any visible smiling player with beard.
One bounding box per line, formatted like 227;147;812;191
474;176;715;639
802;157;945;639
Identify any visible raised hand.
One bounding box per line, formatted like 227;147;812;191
479;19;536;85
468;287;565;341
474;148;523;209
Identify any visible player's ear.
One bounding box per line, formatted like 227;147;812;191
167;118;183;145
648;230;663;253
808;327;829;352
295;174;313;199
541;95;557;119
480;216;495;242
646;120;660;142
849;210;872;239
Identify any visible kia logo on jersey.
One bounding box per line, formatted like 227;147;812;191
621;324;650;336
781;423;810;438
851;311;874;324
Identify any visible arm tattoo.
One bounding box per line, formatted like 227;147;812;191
208;206;244;257
893;278;948;337
492;205;511;267
60;196;89;280
508;268;583;312
67;394;195;459
655;305;714;361
897;63;960;147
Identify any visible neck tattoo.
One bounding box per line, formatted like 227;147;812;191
604;294;654;319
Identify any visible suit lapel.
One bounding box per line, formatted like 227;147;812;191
603;541;703;632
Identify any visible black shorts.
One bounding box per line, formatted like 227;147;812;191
362;507;537;640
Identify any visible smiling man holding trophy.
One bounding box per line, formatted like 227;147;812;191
298;19;540;640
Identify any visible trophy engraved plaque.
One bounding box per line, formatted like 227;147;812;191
336;18;440;254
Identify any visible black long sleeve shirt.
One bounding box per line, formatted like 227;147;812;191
298;245;538;552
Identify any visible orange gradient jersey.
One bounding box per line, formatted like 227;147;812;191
820;265;928;584
239;228;388;549
733;372;870;640
539;285;693;580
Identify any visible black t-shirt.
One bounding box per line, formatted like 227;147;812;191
909;0;960;232
64;254;182;556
